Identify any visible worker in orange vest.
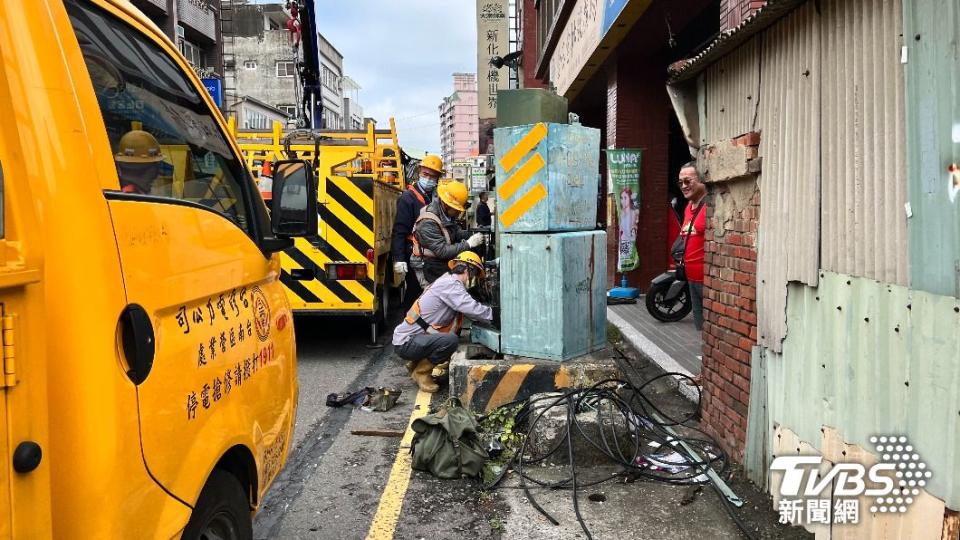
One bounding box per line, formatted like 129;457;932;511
410;180;484;286
392;251;492;392
391;154;443;303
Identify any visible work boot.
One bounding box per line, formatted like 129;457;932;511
410;359;439;393
431;360;449;379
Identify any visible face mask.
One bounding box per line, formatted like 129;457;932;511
417;176;437;192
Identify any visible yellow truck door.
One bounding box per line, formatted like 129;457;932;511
0;162;52;538
64;1;296;505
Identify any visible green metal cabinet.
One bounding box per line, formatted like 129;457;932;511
499;231;607;361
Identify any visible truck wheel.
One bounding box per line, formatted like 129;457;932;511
182;470;252;540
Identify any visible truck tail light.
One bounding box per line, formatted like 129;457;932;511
326;263;368;280
366;249;375;263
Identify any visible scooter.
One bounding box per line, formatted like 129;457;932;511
645;198;692;322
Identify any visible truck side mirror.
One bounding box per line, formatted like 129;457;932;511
270;160;318;238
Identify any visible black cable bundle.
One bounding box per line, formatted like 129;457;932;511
480;367;758;540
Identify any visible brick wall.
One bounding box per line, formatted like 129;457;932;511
521;0;545;89
604;52;670;290
719;0;766;32
699;132;760;461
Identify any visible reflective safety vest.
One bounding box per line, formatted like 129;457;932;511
408;184;426;205
404;292;464;335
410;210;451;260
405;185;429;246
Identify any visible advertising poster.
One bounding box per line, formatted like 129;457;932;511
607;148;642;272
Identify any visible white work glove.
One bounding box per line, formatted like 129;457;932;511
393;261;408;275
467;233;485;248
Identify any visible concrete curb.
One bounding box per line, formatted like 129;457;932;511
449;348;622;413
606;307;700;403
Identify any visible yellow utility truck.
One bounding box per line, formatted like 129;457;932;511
0;0;318;536
232;121;404;341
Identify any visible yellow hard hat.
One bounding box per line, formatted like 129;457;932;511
115;130;164;163
437;180;468;212
420;154;444;174
448;250;485;277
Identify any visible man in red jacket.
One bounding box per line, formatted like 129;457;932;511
678;161;707;331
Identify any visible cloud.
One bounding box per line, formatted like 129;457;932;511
315;0;477;153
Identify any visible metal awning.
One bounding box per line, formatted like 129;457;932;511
667;0;808;83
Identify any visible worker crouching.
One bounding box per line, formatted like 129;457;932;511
392;252;492;393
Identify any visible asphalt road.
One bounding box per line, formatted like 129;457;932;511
251;309;504;540
247;306;801;540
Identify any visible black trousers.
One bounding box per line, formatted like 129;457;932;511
395;333;459;365
689;282;704;331
402;268;423;309
422;260;448;285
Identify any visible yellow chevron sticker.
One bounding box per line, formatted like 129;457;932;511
498;123;549;228
498;153;545;201
498;122;548;172
499;183;548;228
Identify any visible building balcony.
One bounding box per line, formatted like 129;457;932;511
178;0;216;42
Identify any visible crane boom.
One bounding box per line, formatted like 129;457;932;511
296;0;321;128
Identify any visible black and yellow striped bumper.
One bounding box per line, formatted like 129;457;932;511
450;357;622;413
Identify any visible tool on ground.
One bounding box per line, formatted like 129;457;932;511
326;386;402;411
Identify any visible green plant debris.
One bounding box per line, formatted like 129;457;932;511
478;403;526;483
606;322;623;344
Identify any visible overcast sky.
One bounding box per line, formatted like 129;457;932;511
315;0;477;155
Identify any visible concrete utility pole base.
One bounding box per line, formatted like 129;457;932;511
449;344;622;413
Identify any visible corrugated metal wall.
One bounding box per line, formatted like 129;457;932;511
703;37;761;143
704;0;910;351
820;0;908;286
755;2;821;352
753;271;960;510
903;0;960;298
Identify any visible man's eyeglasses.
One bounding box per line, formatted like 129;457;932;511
677;178;697;187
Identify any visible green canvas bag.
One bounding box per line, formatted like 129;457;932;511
410;397;489;479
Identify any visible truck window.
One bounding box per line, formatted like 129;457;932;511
65;0;254;234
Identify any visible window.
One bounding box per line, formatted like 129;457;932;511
321;66;340;92
179;38;203;69
243;60;257;70
66;0;256;234
276;104;297;117
276;61;296;77
322;108;342;130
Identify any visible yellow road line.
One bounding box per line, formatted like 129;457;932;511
364;388;432;540
498;153;545;201
498;122;548;172
499;183;548;228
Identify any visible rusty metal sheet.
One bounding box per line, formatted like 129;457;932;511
758;272;960;510
703;37;761;143
903;0;960;298
755;1;821;352
766;426;949;538
820;0;909;286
